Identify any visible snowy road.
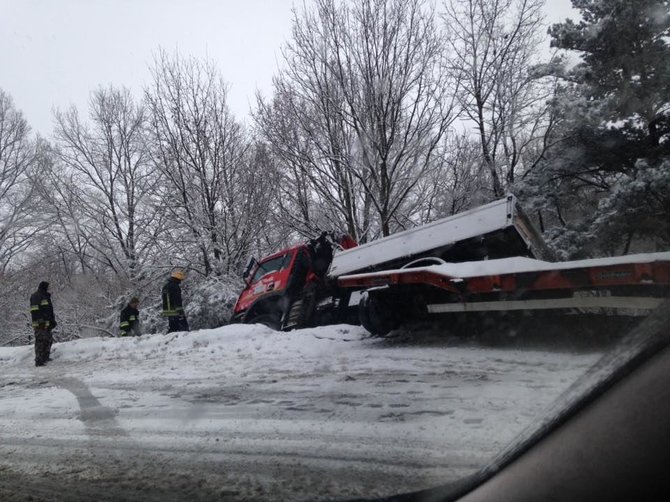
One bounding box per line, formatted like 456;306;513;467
0;325;601;501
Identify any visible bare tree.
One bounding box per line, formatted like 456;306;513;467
415;133;493;223
336;0;460;236
0;90;40;344
145;50;272;275
443;0;551;196
0;89;39;273
255;80;370;241
51;86;157;282
256;0;458;241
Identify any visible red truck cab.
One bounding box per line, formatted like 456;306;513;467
231;232;358;329
231;244;312;327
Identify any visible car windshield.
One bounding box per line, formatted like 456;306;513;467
1;0;668;501
250;252;293;283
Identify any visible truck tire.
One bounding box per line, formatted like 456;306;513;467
359;292;399;336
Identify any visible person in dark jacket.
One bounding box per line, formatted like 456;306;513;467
309;231;334;278
29;281;57;367
162;270;189;333
119;297;141;337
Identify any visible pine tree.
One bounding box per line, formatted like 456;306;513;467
550;0;670;147
525;0;670;255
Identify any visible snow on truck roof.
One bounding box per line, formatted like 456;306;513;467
339;251;670;282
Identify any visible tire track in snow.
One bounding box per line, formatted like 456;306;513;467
53;377;127;438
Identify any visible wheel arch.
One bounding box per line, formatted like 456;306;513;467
242;293;286;324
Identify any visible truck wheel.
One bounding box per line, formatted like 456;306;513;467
359;292;399;336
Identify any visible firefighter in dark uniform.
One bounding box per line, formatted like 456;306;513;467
162;270;189;333
119;297;141;337
30;281;56;367
310;231;334;278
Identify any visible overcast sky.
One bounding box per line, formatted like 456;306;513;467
0;0;577;136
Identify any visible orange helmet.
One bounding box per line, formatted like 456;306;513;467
171;269;186;280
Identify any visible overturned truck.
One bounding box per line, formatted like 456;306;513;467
230;195;670;335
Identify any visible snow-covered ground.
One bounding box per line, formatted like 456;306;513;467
0;324;602;501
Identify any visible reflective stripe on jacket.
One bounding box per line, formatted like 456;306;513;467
161;278;184;317
119;304;140;336
30;290;55;329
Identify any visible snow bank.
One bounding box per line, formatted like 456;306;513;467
0;324;370;374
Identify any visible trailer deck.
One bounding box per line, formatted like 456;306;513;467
339;251;670;315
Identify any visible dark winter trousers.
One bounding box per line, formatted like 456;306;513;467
167;316;190;333
34;329;53;366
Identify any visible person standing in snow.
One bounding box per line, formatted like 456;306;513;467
29;281;57;367
119;297;141;337
162;269;189;333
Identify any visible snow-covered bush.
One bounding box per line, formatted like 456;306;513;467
182;275;241;331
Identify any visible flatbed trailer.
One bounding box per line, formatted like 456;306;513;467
340;252;670;334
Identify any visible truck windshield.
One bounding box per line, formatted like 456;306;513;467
251;252;292;283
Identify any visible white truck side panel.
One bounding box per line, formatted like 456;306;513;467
329;196;517;278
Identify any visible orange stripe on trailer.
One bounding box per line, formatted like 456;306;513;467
337;269;461;293
651;262;670;283
338;260;670;296
462;261;670;294
464;275;505;293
